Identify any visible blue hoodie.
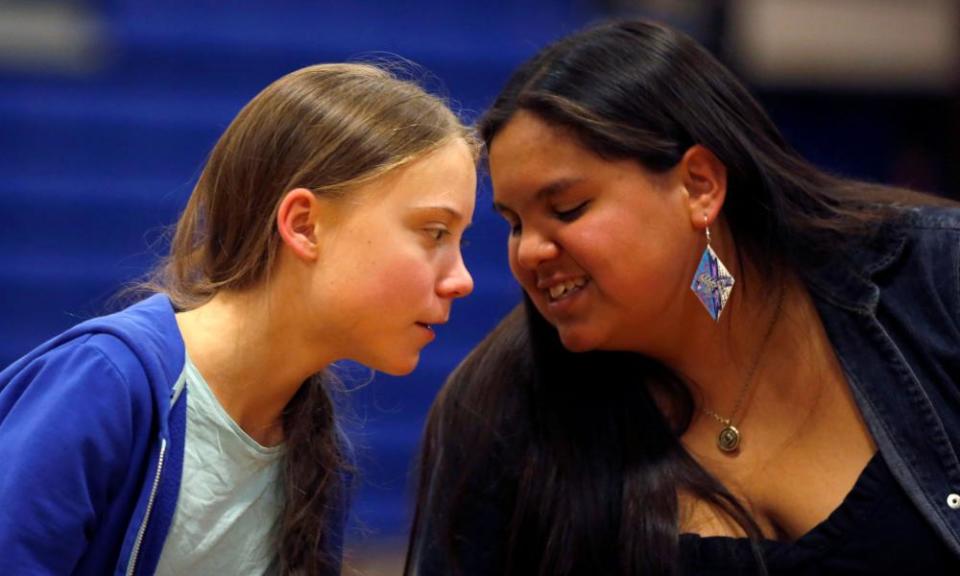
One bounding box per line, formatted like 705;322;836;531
0;294;345;575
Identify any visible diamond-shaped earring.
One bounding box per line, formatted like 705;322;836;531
690;216;735;321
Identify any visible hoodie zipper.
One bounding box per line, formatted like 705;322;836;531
125;438;167;576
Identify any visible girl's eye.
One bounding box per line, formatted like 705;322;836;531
426;228;450;242
553;201;588;222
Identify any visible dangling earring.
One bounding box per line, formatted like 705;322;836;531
691;214;735;321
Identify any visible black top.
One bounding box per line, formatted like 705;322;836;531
679;452;959;575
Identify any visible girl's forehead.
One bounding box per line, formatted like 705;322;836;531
490;112;569;153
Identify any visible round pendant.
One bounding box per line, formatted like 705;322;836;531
717;425;741;452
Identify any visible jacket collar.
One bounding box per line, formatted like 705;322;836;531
805;218;908;314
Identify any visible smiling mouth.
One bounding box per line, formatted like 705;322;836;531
547;277;588;302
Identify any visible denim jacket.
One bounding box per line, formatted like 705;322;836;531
808;205;960;558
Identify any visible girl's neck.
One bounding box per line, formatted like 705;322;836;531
665;265;832;459
662;261;805;426
175;288;330;446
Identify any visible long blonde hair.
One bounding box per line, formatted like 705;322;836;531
152;63;476;575
158;63;476;309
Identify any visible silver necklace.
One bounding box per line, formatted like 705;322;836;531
702;290;784;453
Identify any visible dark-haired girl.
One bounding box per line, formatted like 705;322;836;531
407;20;960;575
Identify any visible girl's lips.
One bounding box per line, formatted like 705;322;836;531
547;277;589;302
537;275;591;301
414;323;437;343
545;278;590;313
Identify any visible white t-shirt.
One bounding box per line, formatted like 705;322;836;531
155;354;285;576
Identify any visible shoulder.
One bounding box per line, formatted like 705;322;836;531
820;204;960;282
0;335;152;434
0;329;161;504
848;204;960;325
1;294;185;418
74;293;185;385
897;204;960;231
885;205;960;278
884;205;960;262
0;305;180;574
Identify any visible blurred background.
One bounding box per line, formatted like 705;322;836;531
1;0;958;574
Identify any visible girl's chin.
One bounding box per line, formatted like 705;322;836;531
379;360;419;376
557;328;602;353
368;352;421;376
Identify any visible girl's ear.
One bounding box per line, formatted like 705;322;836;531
276;188;321;260
680;144;727;229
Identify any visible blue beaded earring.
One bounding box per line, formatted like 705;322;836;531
691;214;735;321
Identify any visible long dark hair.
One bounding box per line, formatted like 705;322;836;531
407;19;950;576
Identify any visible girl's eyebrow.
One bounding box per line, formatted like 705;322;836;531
409;204;472;228
493;176;584;214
